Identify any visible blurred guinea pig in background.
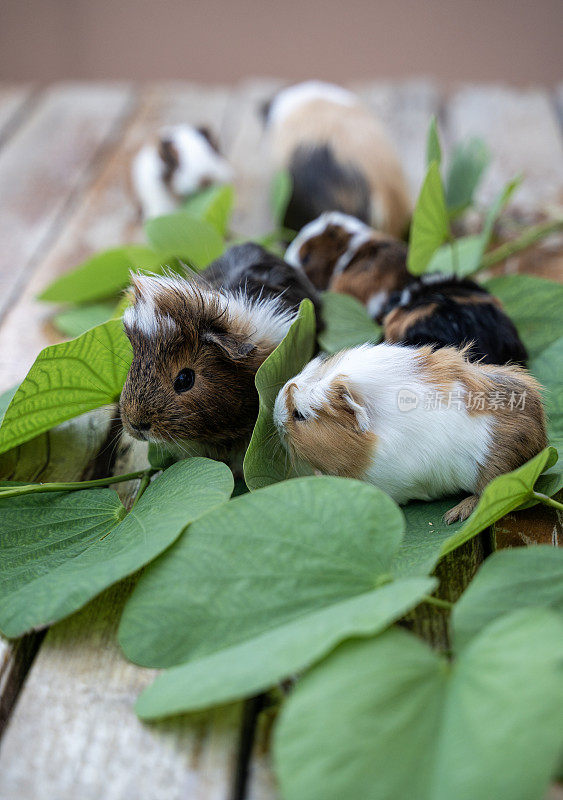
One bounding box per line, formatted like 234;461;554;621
263;81;411;237
274;343;546;523
285;211;411;321
120;243;321;455
132;124;234;219
382;273;528;366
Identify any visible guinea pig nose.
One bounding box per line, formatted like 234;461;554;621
133;421;151;432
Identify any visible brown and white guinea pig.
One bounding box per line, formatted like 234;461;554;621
273;342;547;523
131;124;233;219
285;211;411;321
263;81;411;237
120;243;321;454
381;273;528;366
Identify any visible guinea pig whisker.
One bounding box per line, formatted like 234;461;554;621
90;334;132;370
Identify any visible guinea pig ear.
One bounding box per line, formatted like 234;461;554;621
334;381;371;432
203;330;255;361
157;137;180;177
196;126;220;153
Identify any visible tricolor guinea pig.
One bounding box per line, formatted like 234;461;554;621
131;124;234;219
120;244;321;453
285;211;411;321
382;273;528;365
273;343;546;523
263;81;411;236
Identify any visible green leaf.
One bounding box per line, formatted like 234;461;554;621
425;116;442;167
271;170;293;227
144;212;224;268
0;319;132;455
275;609;563;800
181;184;235;236
425;235;483;277
484;274;563;359
318;292;381;354
440;446;558;556
53;302;116;337
453;546;563;651
118;476;432;669
0;459;233;637
445;138;489;216
243;299;316;490
530;336;563;455
407;162;450;275
393;497;465;576
135;577;434;718
38;245;172;305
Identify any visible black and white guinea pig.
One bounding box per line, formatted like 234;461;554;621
273;343;546;523
263;81;411;236
285;211;411;321
120;244;321;454
382;273;528;366
131;124;233;219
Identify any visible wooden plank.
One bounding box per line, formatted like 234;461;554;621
0;83;133;326
0;86;36;149
0;83;231;391
445;85;563;215
355;79;442;197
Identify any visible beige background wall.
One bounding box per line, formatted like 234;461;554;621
1;0;562;85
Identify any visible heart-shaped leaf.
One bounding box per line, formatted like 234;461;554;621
0;319;132;455
484;274;563;360
118;477;433;670
407;162;450;276
243;299;316;490
144;211;224;268
0;458;233;637
318;292;381;354
453;546;563;650
38;245;173;305
275;609;563;800
445;138;489;217
181;184;235;236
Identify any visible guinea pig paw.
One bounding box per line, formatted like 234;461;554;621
443;495;479;525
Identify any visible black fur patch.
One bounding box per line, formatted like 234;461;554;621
383;275;528;366
284;145;371;232
202;243;324;333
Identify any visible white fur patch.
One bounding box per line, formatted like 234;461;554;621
131;125;233;219
284;212;372;271
268;81;357;130
366;291;389;319
125;272;295;347
275;343;494;504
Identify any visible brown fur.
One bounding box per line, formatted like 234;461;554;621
272;98;411;237
384;304;439;343
414;345;548;518
157;138;180;187
329;237;410;311
298;224;353;290
120;280;277;452
282;379;377;478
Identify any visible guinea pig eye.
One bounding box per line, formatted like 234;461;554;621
301;252;311;266
173;368;195;393
293;409;308;422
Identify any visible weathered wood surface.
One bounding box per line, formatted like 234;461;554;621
0;80;561;799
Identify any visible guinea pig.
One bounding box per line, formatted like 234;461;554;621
273;342;547;523
382;273;528;365
120;244;321;454
131;124;234;219
285;211;411;320
263;81;411;236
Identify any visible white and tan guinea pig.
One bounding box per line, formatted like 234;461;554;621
264;81;411;237
132;124;234;219
285;211;411;320
273;343;547;523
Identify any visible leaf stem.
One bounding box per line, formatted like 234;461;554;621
130;470;153;509
531;491;563;513
422;595;454;611
0;469;158;500
480;218;563;270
